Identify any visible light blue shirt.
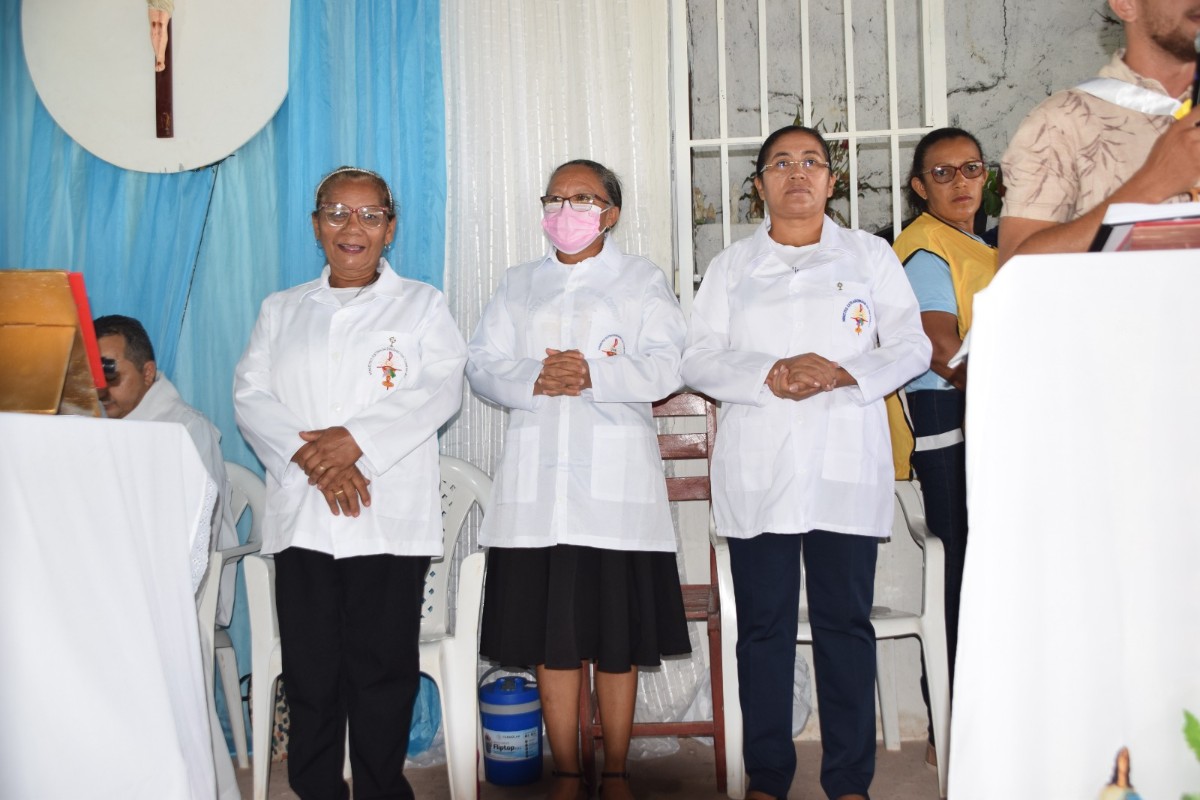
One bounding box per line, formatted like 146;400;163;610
903;247;962;392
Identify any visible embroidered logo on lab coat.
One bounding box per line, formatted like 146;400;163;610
368;337;407;389
841;300;871;335
597;334;625;357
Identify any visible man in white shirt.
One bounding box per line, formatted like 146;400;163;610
94;314;239;623
95;314;243;799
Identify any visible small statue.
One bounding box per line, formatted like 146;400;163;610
147;0;175;72
1098;747;1143;800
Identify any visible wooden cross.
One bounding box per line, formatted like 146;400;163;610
149;4;174;138
156;19;172;138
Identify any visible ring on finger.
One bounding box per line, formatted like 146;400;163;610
334;489;345;495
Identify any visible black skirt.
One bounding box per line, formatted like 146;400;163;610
479;544;692;673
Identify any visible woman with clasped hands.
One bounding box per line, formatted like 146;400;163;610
467;159;690;800
681;127;931;800
233;166;466;800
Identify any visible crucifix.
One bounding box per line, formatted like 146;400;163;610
147;0;174;138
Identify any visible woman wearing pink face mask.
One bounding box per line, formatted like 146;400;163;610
467;159;690;800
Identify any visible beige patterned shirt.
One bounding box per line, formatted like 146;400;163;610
1001;52;1189;223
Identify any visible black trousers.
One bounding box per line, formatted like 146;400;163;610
728;531;877;800
274;547;431;800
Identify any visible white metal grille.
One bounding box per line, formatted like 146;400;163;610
670;0;948;313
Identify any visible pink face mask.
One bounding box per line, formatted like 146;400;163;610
542;205;607;255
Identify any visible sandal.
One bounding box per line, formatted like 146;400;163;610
598;771;632;798
549;770;587;800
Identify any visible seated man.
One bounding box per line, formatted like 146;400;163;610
96;314;244;798
94;314;239;625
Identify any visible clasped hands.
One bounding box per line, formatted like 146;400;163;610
533;348;592;397
766;353;844;401
291;425;371;517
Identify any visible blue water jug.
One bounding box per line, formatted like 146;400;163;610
478;667;542;786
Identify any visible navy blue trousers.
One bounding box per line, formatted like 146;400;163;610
275;547;431;800
728;531;877;799
907;388;968;690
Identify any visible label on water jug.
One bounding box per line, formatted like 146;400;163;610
483;727;540;761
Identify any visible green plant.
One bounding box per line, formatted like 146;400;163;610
1184;709;1200;800
982;167;1004;219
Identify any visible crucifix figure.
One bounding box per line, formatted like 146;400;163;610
147;0;174;137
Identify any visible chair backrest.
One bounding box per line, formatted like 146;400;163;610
225;461;266;548
798;481;930;618
196;463;266;657
652;391;717;502
419;455;492;638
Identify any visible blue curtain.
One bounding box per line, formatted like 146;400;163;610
1;0;446;756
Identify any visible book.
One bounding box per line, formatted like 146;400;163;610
1090;201;1200;252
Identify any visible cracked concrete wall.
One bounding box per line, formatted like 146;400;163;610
682;0;1125;741
947;0;1123;176
686;0;1124;238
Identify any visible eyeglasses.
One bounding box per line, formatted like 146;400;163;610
922;161;986;184
540;193;610;212
759;158;831;176
316;203;392;229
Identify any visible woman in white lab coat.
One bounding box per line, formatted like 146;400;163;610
467;159;689;800
234;166;466;800
681;128;931;800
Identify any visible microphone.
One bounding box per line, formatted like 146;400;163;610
1192;31;1200;112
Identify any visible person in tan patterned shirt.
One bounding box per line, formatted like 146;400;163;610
998;0;1200;265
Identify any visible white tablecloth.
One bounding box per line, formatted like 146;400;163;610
0;413;219;800
950;252;1200;798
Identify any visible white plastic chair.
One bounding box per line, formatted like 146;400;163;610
715;480;950;799
245;455;491;800
195;461;264;769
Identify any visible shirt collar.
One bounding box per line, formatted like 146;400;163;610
125;373;179;422
535;235;624;276
302;258;404;304
748;214;849;271
1104;50;1182;101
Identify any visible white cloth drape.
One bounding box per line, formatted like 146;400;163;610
0;414;218;800
949;253;1200;798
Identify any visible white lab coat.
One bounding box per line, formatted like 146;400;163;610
682;218;931;539
233;259;466;558
467;237;685;552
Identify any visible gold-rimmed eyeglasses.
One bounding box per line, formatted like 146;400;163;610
315;204;393;229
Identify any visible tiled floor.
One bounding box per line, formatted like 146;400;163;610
234;738;941;799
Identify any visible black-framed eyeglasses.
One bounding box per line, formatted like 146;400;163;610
759;158;831;176
922;161;986;184
316;203;393;229
540;193;611;212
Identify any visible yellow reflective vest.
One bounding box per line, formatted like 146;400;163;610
886;213;997;478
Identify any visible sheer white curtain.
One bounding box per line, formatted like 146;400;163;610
440;2;710;755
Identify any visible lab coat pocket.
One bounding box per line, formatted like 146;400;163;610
373;459;434;522
821;405;873;485
496;426;540;504
716;416;775;493
590;425;659;503
266;461;306;522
